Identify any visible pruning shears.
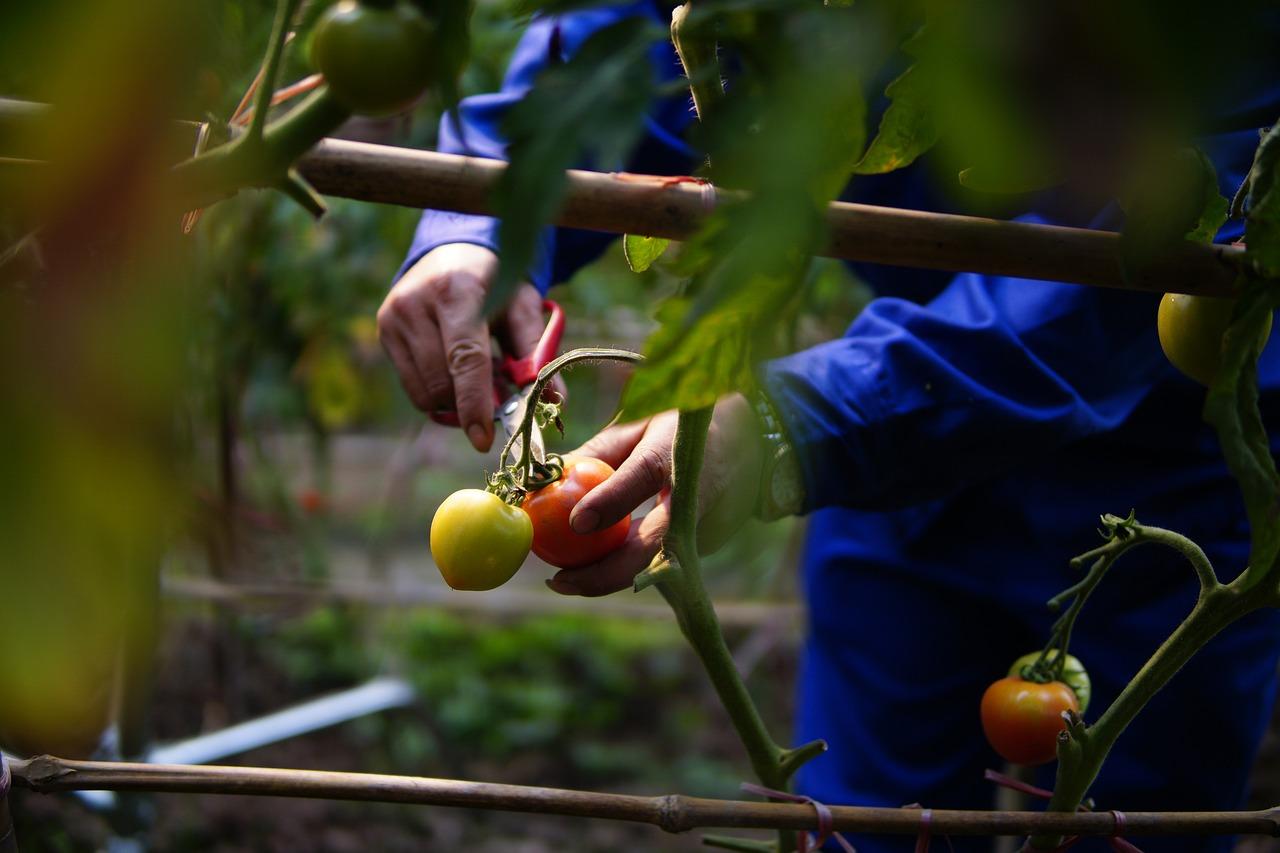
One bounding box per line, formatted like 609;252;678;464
429;299;565;465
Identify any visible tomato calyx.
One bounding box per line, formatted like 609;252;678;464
1008;649;1092;715
485;452;565;506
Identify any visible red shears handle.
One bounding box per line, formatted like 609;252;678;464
501;299;565;387
429;299;565;427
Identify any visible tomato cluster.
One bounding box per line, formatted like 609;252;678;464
429;456;628;590
980;651;1090;766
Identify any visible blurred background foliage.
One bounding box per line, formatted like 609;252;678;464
0;0;864;849
5;0;1279;849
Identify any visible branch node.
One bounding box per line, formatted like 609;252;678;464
778;739;828;781
634;554;679;592
657;793;689;833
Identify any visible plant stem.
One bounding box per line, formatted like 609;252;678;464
1028;518;1265;850
655;407;822;853
1033;583;1260;848
170;87;350;211
670;3;725;127
498;348;643;480
247;0;303;142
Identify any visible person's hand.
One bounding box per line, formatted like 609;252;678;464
545;394;765;597
377;243;549;451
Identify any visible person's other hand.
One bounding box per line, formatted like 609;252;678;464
377;243;550;451
545;394;764;597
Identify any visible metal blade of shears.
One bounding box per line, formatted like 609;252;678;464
499;390;545;466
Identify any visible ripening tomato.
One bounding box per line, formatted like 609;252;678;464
980;677;1078;766
1007;650;1091;714
522;456;629;569
1157;292;1273;387
430;489;532;590
310;0;436;117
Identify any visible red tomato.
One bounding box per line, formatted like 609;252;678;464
522;456;630;569
980;677;1079;766
298;488;327;515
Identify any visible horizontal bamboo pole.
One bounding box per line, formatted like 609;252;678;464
296;139;1245;297
0;97;1244;296
10;756;1280;839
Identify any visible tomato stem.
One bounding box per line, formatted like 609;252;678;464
1027;518;1265;849
497;347;643;485
247;0;304;144
170;86;351;212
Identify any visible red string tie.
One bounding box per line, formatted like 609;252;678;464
739;782;855;853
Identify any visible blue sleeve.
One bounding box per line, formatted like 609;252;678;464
397;3;695;292
762;124;1269;513
761;214;1170;511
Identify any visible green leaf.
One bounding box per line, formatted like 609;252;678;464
622;234;670;273
854;29;937;175
956;164;1057;195
1241;122;1280;276
620;5;865;419
1119;148;1226;279
1203;278;1280;589
489;17;659;312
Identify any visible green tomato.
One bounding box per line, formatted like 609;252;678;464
310;0;436;117
1008;650;1091;714
1157;293;1273;387
430;489;532;591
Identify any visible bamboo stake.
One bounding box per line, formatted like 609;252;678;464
9;756;1280;839
293;138;1244;297
0;98;1245;296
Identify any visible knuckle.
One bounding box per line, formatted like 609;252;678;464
446;339;491;377
422;379;453;406
632;445;671;491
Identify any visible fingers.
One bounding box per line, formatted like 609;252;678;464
378;330;433;411
377;245;502;453
432;274;496;451
570;413;676;534
500;284;566;402
546;504;668;597
571;419;651;469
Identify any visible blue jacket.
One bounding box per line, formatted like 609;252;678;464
401;6;1280;850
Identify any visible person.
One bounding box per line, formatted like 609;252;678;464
380;3;1280;850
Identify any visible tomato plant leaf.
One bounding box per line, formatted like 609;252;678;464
854;29;937;175
1240;122;1280;276
490;17;659;312
622;234;670;273
1120;148;1226;280
1203;278;1280;589
621;5;865;419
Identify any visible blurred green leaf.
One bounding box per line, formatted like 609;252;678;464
855;29;936;175
1120;148;1226;278
623;234;671;272
1241;122;1280;276
410;0;474;110
621;5;865;419
491;16;660;311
